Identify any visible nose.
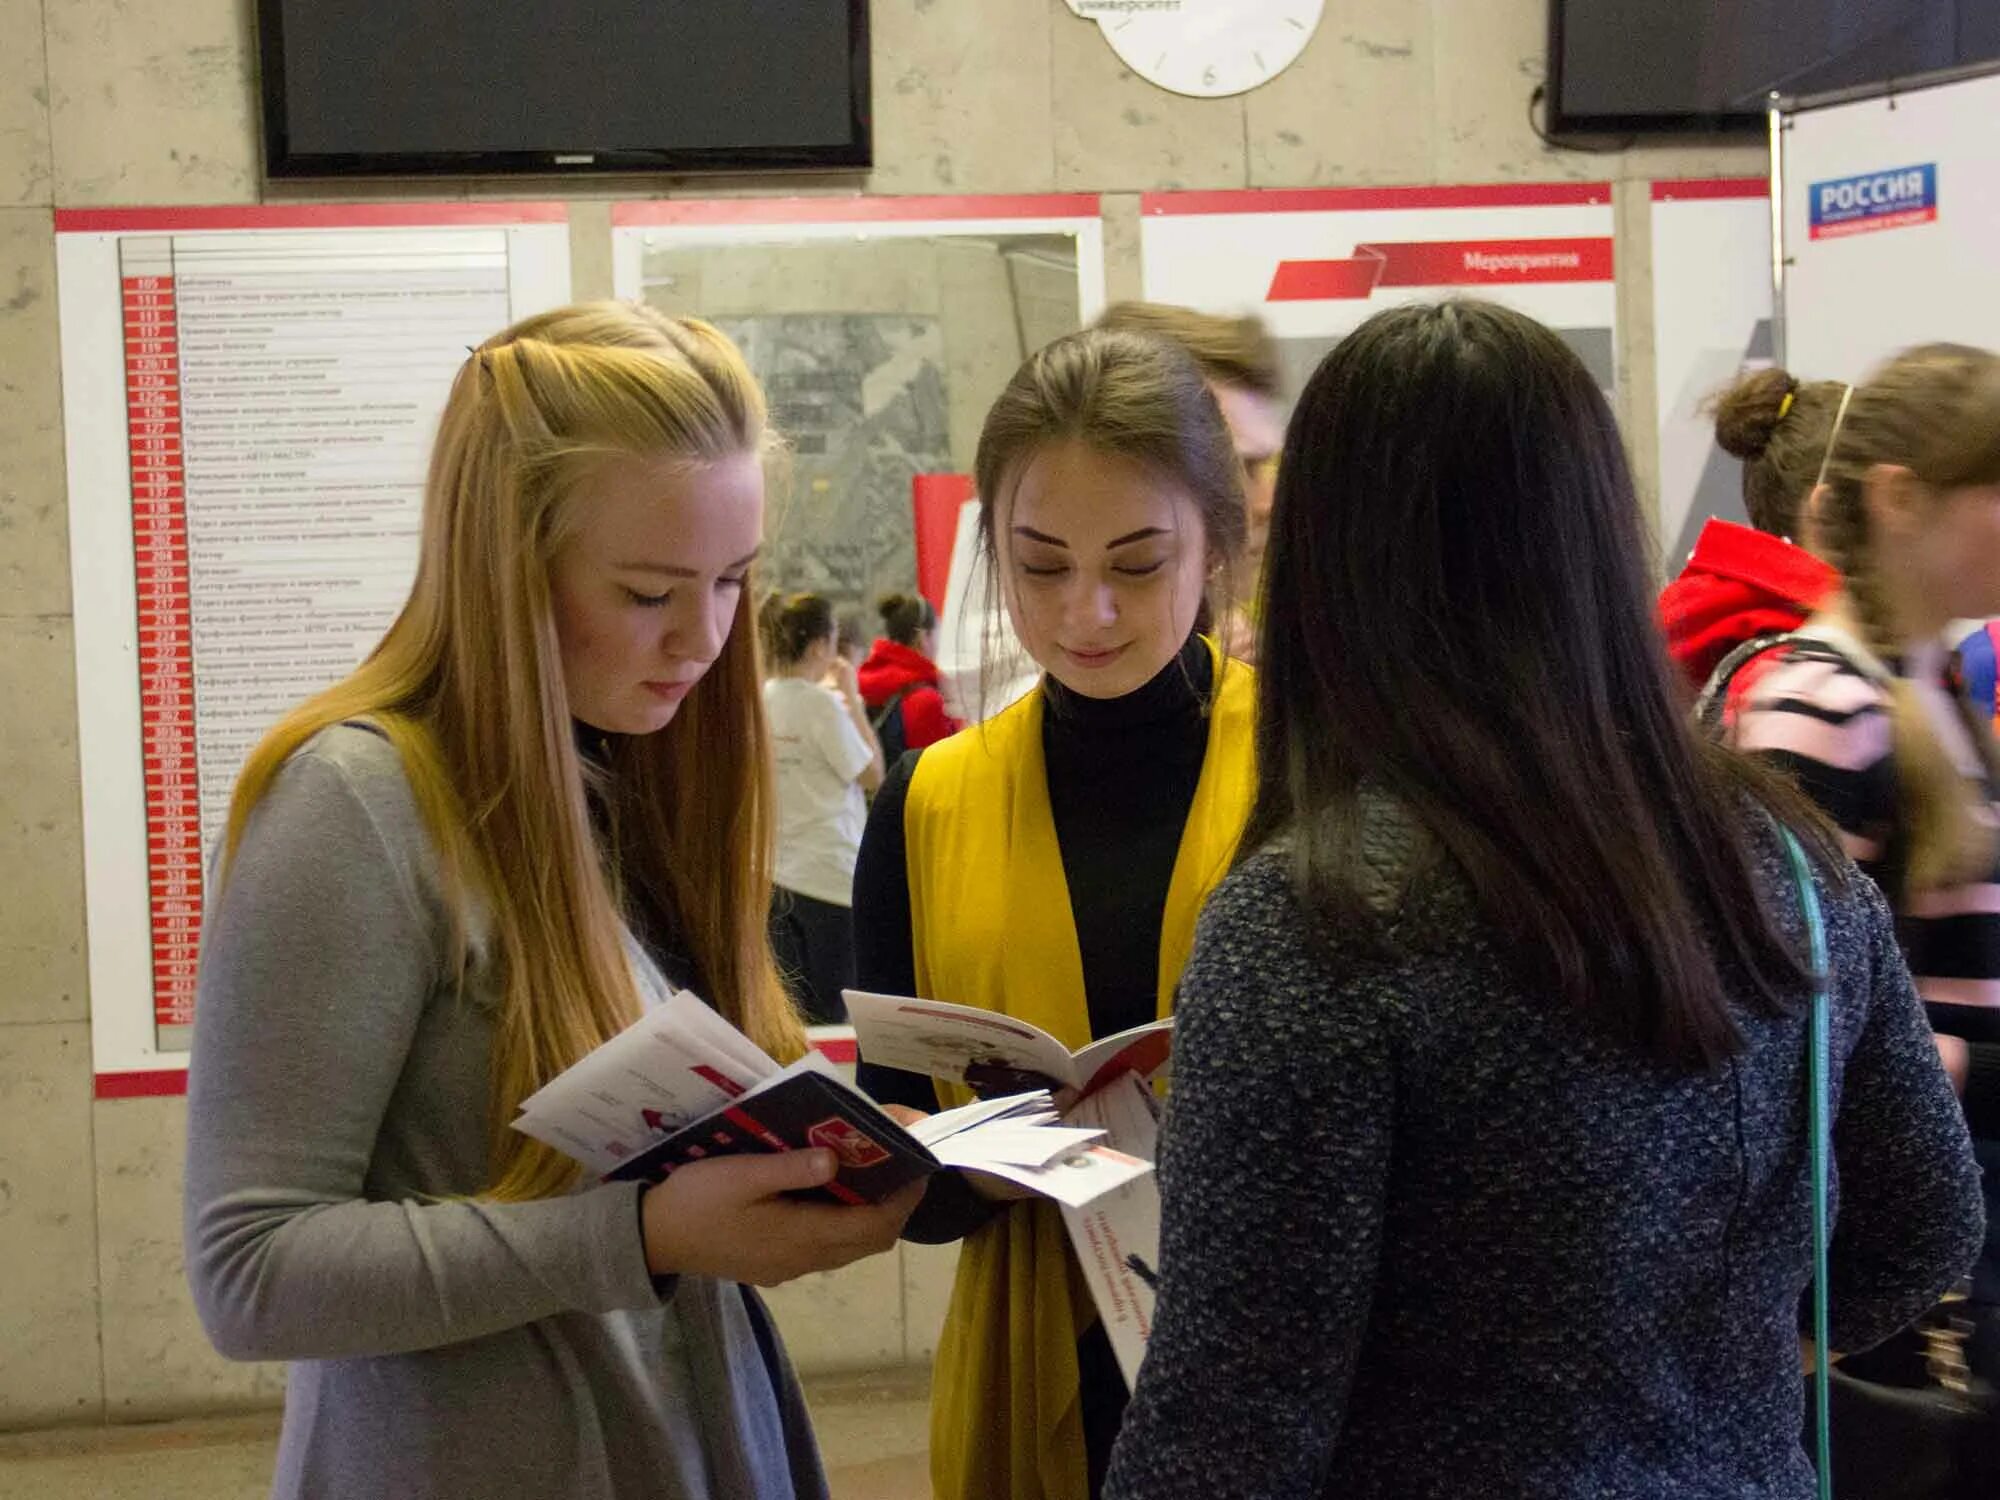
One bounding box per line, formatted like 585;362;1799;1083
663;588;726;666
1069;576;1118;633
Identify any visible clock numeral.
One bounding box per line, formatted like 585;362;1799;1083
1254;52;1267;71
1203;64;1218;88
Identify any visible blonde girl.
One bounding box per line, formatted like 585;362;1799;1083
184;302;918;1500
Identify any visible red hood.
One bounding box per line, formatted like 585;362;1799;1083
857;638;942;704
1658;519;1838;691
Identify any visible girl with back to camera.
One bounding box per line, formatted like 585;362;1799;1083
183;303;920;1500
858;591;962;760
1102;301;1982;1499
763;590;883;1023
853;328;1258;1500
1659;368;1845;698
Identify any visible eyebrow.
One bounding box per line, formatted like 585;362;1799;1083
1011;525;1169;550
614;550;760;577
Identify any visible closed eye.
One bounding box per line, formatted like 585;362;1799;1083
1113;561;1166;577
625;587;671;607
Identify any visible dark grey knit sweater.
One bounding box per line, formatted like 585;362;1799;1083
1102;799;1985;1500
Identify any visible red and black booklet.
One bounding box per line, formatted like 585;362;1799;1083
514;989;1135;1208
603;1062;940;1205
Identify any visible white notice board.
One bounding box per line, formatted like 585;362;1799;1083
1778;62;2000;382
57;203;571;1095
1138;183;1619;404
1650;178;1775;564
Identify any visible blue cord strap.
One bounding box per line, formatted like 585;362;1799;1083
1777;825;1835;1500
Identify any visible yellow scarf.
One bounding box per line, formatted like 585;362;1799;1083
903;641;1256;1500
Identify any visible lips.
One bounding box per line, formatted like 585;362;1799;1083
643;679;699;701
1061;644;1128;668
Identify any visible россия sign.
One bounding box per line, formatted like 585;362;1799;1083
1808;164;1938;241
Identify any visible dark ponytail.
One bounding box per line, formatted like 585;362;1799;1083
877;592;936;648
765;592;836;667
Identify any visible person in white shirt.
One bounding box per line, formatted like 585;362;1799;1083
762;592;884;1021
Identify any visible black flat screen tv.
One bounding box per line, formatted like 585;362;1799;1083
1547;1;2000;134
257;0;870;179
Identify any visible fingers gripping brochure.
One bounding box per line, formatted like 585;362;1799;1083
842;989;1174;1096
510;990;1147;1208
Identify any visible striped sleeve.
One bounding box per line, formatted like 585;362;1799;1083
1727;650;1898;878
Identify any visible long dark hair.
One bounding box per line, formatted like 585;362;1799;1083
1249;300;1827;1070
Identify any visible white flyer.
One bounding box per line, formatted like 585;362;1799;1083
513;991;776;1175
1060;1073;1165;1388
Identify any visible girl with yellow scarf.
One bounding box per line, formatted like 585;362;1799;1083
853;328;1258;1500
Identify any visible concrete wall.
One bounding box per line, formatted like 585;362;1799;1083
0;0;1759;1429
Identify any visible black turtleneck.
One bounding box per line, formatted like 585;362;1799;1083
1042;632;1213;1040
853;634;1213;1112
852;637;1213;1487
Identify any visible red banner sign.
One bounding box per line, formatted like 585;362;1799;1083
1267;238;1616;301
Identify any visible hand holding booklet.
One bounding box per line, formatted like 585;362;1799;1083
843;987;1173;1391
511;990;1148;1209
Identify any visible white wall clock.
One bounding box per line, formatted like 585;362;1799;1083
1065;1;1325;99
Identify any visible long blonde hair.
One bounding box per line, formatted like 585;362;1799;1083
1813;342;2000;894
220;301;804;1200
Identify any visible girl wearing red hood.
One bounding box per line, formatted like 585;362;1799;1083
1658;367;1843;698
857;594;962;758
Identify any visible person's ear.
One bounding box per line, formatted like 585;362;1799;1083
1861;463;1926;542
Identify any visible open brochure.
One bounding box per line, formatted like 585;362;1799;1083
511;989;1148;1209
843;989;1174;1097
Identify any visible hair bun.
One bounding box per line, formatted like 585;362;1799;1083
1711;367;1797;462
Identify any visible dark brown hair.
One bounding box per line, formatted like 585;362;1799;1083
1709;367;1849;536
1250;299;1829;1071
971;328;1247;703
764;591;836;667
877;592;936;647
974;328;1246;570
1810;342;2000;893
1094;301;1282;398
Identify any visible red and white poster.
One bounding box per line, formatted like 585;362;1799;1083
57;204;572;1095
1139;183;1618;405
1649;179;1774;565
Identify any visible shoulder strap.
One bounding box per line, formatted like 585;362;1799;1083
1776;823;1835;1500
1694;632;1800;734
1695;622;1897;737
869;683;913;734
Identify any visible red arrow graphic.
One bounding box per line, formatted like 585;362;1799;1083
1267;237;1615;301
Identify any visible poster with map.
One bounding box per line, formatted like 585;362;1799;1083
716;314;951;610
